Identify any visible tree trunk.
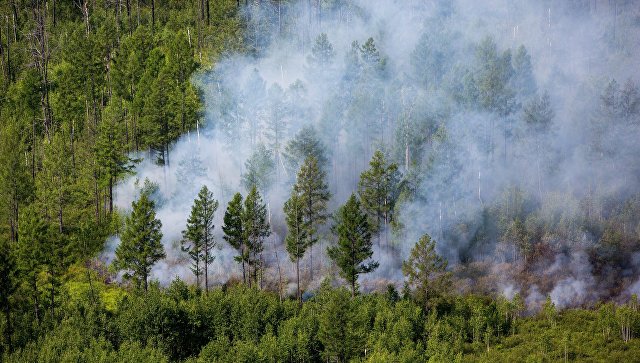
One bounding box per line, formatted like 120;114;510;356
241;257;246;285
206;0;210;26
151;0;155;33
4;300;12;352
49;276;55;318
32;277;40;324
52;0;56;27
10;0;18;42
296;256;301;304
126;0;132;35
109;176;114;214
5;16;10;82
351;276;355;298
204;234;209;293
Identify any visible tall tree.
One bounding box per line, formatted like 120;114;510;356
0;237;17;352
222;192;247;284
401;234;451;309
17;206;47;324
293;155;330;281
307;33;335;71
523;92;554;196
241;143;275;193
114;192;165;291
328;194;378;297
243;186;270;288
96;102;137;214
182;185;219;292
358;150;401;245
283;126;328;175
284;191;307;304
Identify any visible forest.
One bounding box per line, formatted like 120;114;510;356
1;0;640;361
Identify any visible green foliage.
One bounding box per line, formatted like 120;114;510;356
241;144;275;193
328;194;379;297
402;234;451;309
222;192;248;283
284;190;307;302
182;186;219;291
283;126;329;174
308;33;336;70
243;186;271;287
114;193;165;291
293;156;331;261
358;150;401;239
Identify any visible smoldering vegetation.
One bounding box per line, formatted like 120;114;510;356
110;0;640;309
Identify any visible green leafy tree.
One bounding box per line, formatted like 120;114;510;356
243;186;270;288
182;185;219;292
293;156;331;281
114;193;165;291
358;150;401;244
284;191;307;303
223;193;248;284
401;234;451;309
328;194;378;297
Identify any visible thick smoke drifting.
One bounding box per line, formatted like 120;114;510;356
109;0;640;308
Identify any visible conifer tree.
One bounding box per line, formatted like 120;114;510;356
284;191;307;303
182;185;219;292
401;234;451;309
0;238;17;351
358;150;401;244
96;102;137;214
328;194;378;297
114;192;165;291
241;143;275;193
223;192;247;284
283;126;328;174
294;155;330;281
243;186;270;288
308;33;335;69
17;206;48;324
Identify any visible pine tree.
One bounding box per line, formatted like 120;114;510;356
182;185;219;292
283;126;328;175
293;156;330;281
284;191;307;303
241;143;275;193
328;194;378;297
96;102;137;214
41;227;70;319
222;192;247;285
17;206;49;324
114;192;165;291
308;33;335;69
401;234;451;309
0;238;17;352
243;186;270;288
358;150;400;244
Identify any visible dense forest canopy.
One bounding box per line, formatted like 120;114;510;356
1;0;640;361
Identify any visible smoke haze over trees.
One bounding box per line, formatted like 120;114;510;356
2;0;640;360
110;0;640;309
